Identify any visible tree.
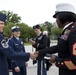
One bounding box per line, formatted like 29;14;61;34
43;21;53;37
0;10;21;25
4;22;36;42
51;26;62;39
4;22;15;37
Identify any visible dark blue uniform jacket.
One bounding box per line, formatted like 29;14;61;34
0;33;30;75
8;37;26;68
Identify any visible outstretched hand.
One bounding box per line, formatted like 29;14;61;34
30;52;38;60
49;54;57;63
29;39;35;45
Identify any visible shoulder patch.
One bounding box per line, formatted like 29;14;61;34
60;29;70;41
1;39;9;48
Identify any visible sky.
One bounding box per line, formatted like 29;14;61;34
1;0;76;26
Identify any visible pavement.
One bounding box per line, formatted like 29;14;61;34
9;44;58;75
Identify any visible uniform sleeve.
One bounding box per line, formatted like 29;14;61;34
38;45;58;57
55;30;76;70
0;38;30;61
21;38;26;52
8;39;18;67
31;38;37;48
47;37;50;47
32;43;37;48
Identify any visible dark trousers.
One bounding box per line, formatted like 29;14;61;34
37;59;47;75
59;68;76;75
12;67;26;75
46;60;52;71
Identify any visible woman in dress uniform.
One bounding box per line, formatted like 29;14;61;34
37;3;76;75
8;26;28;75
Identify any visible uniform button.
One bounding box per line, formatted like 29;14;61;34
58;62;60;64
72;26;74;28
12;60;14;62
61;62;64;65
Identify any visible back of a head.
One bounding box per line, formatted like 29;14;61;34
43;31;48;35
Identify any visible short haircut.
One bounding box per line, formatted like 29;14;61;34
33;24;41;29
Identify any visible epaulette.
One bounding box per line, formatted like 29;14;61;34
68;22;76;30
67;22;76;34
61;22;75;41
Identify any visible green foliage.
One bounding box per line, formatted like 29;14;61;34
1;10;63;41
51;26;62;39
4;22;15;37
41;21;53;38
0;10;21;25
4;22;36;42
17;23;35;41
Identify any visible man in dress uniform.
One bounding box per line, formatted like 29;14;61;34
43;31;52;71
0;13;36;75
8;26;28;75
29;25;47;75
36;3;76;75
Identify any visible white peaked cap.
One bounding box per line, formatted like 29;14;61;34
11;26;20;30
53;3;76;18
11;26;21;32
43;31;48;35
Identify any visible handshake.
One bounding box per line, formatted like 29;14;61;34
30;51;57;64
30;51;39;60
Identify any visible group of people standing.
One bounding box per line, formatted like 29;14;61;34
7;24;52;75
0;2;76;75
36;3;76;75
